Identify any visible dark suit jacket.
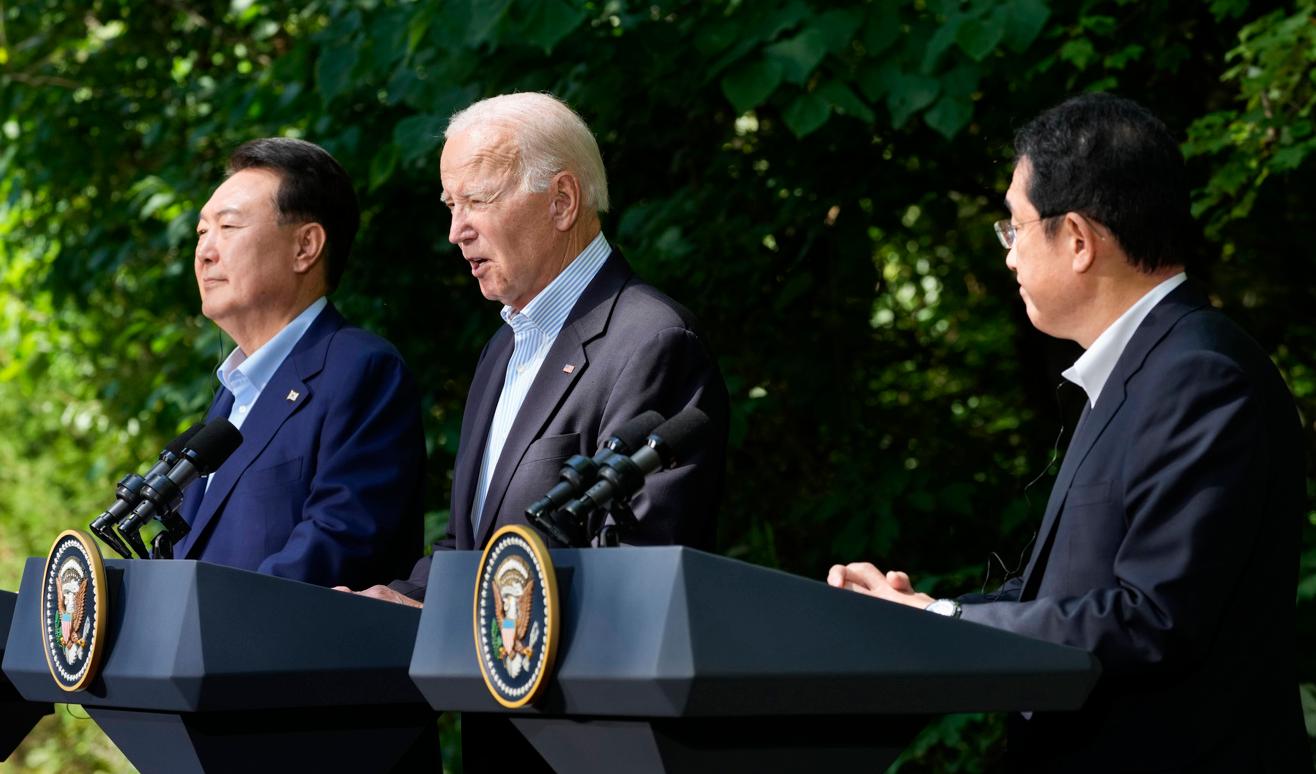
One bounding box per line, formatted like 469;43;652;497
391;251;728;600
959;283;1311;772
175;303;426;589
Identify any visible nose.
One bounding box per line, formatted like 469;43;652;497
1004;244;1018;272
448;208;474;246
195;230;218;266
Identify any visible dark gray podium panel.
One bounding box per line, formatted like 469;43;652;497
411;547;1099;772
1;590;52;761
2;559;435;773
412;547;1099;715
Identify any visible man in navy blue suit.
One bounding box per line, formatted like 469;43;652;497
175;138;425;590
829;95;1311;771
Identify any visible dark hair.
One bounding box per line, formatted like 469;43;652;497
226;137;359;290
1014;93;1191;273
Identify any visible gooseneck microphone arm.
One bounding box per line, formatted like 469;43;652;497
89;423;203;559
115;418;243;559
527;411;666;547
553;406;710;548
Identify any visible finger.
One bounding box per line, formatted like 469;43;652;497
844;562;886;586
886;571;912;591
827;565;847;587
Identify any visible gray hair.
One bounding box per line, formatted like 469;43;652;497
446;92;610;214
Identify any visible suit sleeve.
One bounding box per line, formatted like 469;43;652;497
959;349;1269;674
258;347;425;588
597;325;729;549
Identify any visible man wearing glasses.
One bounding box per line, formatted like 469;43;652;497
829;94;1310;771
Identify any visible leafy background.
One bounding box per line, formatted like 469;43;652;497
1;0;1314;770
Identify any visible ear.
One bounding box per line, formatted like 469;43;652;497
1063;213;1098;274
291;222;327;276
548;171;583;232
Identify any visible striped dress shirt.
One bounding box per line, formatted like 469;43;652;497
469;232;611;532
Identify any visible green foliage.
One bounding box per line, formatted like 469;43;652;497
2;0;1315;770
1184;0;1316;235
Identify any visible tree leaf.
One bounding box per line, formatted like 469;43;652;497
721;58;785;114
814;8;864;53
861;3;900;56
956;17;1005;61
369;144;399;192
766;27;830;84
783;91;831;137
315;47;358;104
466;0;513;47
517;0;586;54
393;113;446;165
922;16;964;73
1004;0;1050;53
887;73;941;128
818;80;875;123
856;59;900;101
924;95;973;139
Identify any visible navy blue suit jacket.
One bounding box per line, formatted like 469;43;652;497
960;283;1310;771
175;303;426;589
390;251;729;600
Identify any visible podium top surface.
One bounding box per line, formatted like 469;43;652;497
3;558;426;711
411;546;1101;717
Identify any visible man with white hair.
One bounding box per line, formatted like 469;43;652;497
351;92;728;606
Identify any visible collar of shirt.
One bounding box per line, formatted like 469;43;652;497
1063;272;1187;408
216;296;328;397
499;232;611;339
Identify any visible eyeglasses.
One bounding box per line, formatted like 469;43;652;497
992;217;1048;249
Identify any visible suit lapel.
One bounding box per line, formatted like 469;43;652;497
179;304;345;559
1019;283;1209;596
450;329;513;548
174;390;235;557
471;252;632;547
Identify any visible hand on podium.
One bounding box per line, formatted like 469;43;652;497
333;584;422;608
827;562;934;609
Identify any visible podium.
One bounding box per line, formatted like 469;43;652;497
411;547;1101;772
2;559;435;773
1;590;52;761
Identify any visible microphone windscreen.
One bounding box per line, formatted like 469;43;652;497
608;410;665;454
186;419;244;474
649;407;709;463
165;422;205;455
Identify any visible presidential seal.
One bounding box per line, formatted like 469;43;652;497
473;524;559;708
41;530;108;692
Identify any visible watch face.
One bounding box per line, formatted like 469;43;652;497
928;599;957;617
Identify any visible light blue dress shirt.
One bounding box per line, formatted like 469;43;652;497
469;233;611;531
215;296;328;431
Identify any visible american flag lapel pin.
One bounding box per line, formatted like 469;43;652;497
562;364;576;374
286;390;300;402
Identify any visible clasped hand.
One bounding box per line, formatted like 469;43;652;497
826;562;936;609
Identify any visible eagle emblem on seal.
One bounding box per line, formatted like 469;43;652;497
56;562;90;663
490;556;541;679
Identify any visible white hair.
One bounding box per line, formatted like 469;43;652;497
446;92;610;214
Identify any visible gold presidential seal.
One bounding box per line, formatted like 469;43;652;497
40;530;108;692
473;524;559;708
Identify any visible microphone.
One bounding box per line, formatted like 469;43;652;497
558;407;710;545
89;423;204;558
527;411;666;547
116;418;243;559
526;410;665;536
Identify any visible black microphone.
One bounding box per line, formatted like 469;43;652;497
526;410;665;529
558;407;710;542
89;423;204;558
116;419;243;558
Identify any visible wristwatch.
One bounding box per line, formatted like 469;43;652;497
925;598;962;618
